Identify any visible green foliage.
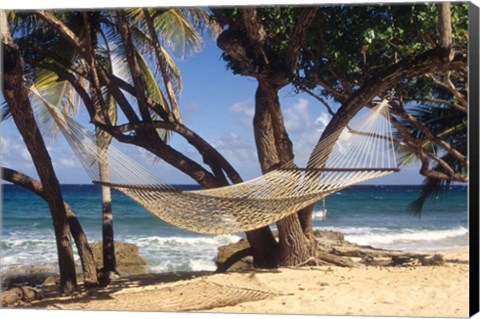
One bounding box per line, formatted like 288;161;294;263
218;6;301;74
5;8;214;145
298;4;440;94
215;4;468;215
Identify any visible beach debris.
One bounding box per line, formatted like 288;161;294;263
419;254;446;266
1;286;44;307
390;256;414;266
216;230;449;271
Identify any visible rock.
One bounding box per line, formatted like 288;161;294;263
1;286;43;307
420;254;446;266
215;230;449;271
215;237;253;272
2;272;54;289
20;286;44;302
90;241;148;275
42;274;60;286
1;288;23;306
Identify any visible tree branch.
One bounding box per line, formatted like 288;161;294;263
319;47;463;141
425;74;468;108
284;7;318;74
35;10;84;53
116;10;151;122
143;9;182;123
437;2;453;49
80;12;110;125
26;59;97;120
389;115;467;182
1;167;100;286
99;120;244;185
389;100;467;165
403;97;467;113
240;8;269;66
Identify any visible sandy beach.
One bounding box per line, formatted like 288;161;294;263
4;247;468;317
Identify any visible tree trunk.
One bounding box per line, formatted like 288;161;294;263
437;2;453;49
254;80;314;266
2;38;77;294
96;128;117;283
245;227;279;268
0;167;100;287
64;205;100;287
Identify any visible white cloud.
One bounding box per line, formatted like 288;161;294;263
314;112;332;133
58;158;77;168
283;98;312;133
210;133;260;179
0;135;35;173
230;99;254;129
1;136;30;164
227;97;334;169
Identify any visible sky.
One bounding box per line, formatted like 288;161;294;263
0;17;426;186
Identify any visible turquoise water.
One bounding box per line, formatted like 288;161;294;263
1;184;468;272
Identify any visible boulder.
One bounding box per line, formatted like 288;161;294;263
1;286;43;307
215;237;253;272
90;241;148;274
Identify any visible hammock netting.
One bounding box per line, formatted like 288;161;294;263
48;100;398;234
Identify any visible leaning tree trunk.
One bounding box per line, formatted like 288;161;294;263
1;167;100;287
253;80;315;266
2;33;77;293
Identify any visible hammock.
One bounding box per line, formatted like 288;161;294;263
46;99;398;235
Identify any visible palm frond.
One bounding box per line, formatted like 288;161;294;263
407;175;448;217
153;9;203;59
135;48;170;142
129;25;183;95
1;99;12;121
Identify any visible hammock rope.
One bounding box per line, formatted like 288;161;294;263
46;99;398;235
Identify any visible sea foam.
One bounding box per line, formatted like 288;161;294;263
320;226;468;251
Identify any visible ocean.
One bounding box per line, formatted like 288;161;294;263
0;184;468;274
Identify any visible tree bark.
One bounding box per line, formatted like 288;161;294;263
1;167;99;287
143;9;182;123
254;80;314;266
217;10;320;267
96;128;117;283
2;31;77;293
437;2;453;49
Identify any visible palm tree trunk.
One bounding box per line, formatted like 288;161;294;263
2;36;77;293
0;167;100;287
95;128;117;283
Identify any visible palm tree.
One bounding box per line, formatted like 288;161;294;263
397;102;467;215
5;7;216;282
78;8;213;282
2;11;78;293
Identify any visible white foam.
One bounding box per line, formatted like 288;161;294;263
126;234;241;272
345;226;468;245
318;226;468;251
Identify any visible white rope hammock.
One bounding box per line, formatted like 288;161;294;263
46;99;398;234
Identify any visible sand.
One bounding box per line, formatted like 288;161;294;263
9;247;468;317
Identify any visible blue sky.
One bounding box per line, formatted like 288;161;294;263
0;34;425;185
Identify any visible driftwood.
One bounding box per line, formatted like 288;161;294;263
216;230;447;271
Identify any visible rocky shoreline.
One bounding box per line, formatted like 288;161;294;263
1;231;459;307
1;240;148;304
215;229;450;271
